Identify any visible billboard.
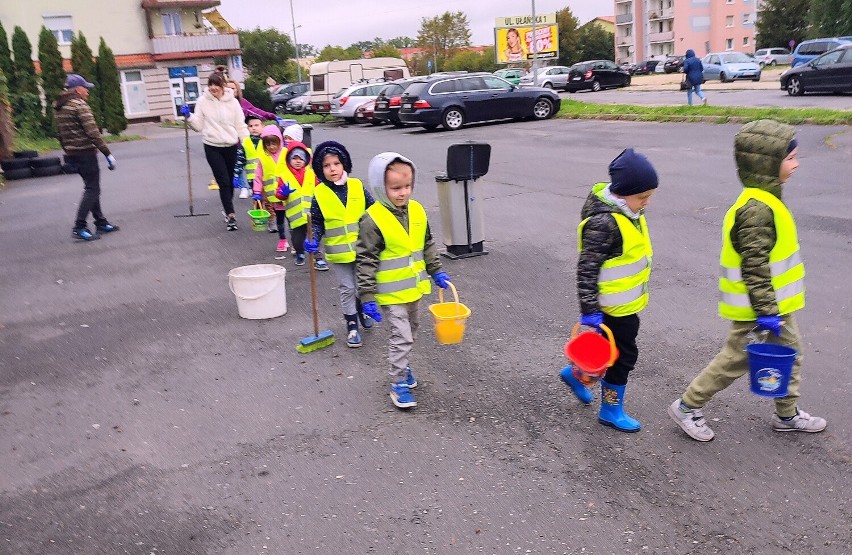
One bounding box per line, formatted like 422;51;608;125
495;14;558;64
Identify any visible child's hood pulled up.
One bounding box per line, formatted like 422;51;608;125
734;119;796;197
367;152;417;209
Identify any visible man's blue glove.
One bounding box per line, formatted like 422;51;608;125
251;193;263;201
757;315;783;336
580;312;604;330
180;105;191;117
362;301;383;323
432;271;451;289
303;238;319;253
232;176;241;189
106;154;116;171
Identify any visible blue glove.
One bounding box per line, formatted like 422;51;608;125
180;105;191;117
580;312;604;330
275;116;286;127
362;301;383;323
233;176;241;189
251;193;263;201
106;154;116;171
432;271;451;289
304;238;319;253
277;185;295;198
756;315;783;336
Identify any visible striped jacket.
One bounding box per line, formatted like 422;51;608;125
53;90;110;156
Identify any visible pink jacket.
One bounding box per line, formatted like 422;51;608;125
253;125;287;211
239;98;276;121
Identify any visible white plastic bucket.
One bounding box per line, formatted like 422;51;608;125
228;264;287;319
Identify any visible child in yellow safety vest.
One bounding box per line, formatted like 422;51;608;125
233;115;263;200
562;148;658;433
303;141;376;348
274;141;319;266
355;152;451;409
669;120;826;442
252;125;293;252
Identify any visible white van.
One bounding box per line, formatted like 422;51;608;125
308;57;410;114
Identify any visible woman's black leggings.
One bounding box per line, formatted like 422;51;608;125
204;143;238;215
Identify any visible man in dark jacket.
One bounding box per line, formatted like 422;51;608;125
682;49;707;106
56;74;118;241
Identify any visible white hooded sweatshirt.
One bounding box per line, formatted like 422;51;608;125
187;87;249;147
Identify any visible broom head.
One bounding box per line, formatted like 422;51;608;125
297;329;335;353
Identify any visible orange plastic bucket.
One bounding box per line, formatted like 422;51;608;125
428;282;471;344
564;323;618;385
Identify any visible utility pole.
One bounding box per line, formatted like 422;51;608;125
289;0;302;82
531;0;538;86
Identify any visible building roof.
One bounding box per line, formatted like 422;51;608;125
142;0;220;8
594;16;616;24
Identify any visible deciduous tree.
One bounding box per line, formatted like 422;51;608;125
755;0;810;49
575;22;615;63
555;7;581;66
416;11;472;70
444;48;498;73
809;0;852;37
316;45;363;62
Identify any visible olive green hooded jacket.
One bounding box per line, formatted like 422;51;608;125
729;119;797;317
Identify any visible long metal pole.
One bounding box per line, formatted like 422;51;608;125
289;0;302;82
531;0;538;86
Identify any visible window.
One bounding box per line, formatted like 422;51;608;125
743;37;750;47
726;38;734;50
311;74;325;92
431;80;457;94
743;13;751;25
814;50;844;66
43;15;73;45
162;11;182;35
726;16;734;28
483;76;512;90
121;70;149;115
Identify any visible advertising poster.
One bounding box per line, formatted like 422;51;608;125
495;14;558;64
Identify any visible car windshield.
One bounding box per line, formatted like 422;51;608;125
570;64;587;72
721;53;752;63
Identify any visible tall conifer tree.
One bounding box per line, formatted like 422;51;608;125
38;26;65;134
96;37;127;135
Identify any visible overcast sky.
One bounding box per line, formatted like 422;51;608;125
217;0;605;50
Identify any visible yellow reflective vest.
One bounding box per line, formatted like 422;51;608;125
257;150;287;206
314;178;365;263
718;188;805;320
242;137;261;183
368;201;431;305
280;166;316;228
578;187;653;316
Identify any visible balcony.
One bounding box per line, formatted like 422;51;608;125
151;33;239;56
616;13;633;24
617;37;634;46
648;31;674;43
649;8;674;20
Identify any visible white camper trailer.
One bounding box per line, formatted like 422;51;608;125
308;57;410;114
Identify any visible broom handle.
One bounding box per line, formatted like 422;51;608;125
181;72;194;214
306;214;320;337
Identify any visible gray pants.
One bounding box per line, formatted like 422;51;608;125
330;261;357;315
381;301;420;383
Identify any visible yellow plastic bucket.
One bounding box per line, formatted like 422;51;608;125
428;282;471;344
248;201;270;232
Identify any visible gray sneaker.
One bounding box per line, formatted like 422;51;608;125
668;398;715;442
772;409;826;433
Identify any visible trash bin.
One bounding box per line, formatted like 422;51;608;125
302;124;313;148
435;142;491;259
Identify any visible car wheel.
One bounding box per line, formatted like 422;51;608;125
532;98;554;120
542;81;553;89
720;72;729;83
274;103;287;115
32;165;62;177
752;74;761;82
623;77;631;87
442;107;465;131
30;156;62;168
591;80;601;92
787;76;804;96
769;60;777;66
759;62;766;68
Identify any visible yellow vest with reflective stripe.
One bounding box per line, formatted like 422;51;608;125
257;150;287;205
718;188;805;320
242;137;261;182
314;178;365;263
280;166;316;228
578;187;653;316
369;201;431;305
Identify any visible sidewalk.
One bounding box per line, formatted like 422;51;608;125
628;67;785;91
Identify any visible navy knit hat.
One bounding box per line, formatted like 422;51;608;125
312;140;352;178
608;148;658;196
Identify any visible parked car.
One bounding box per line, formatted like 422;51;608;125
518;66;572;89
270;82;309;114
329;82;387;123
619;62;637;75
285;91;311;114
663;55;685;73
701;52;761;82
632;60;660;75
373;78;417;126
493;68;525;85
354;100;382;125
398;72;560;131
780;43;852;96
564;60;631;92
754;47;793;67
792;37;852;67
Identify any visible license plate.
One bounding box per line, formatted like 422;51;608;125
403;103;412;109
572;76;581;80
377;102;387;109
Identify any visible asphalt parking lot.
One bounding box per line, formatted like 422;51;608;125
1;118;850;554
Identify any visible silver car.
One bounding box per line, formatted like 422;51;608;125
329;82;386;123
754;47;793;67
518;66;572;89
285;91;310;114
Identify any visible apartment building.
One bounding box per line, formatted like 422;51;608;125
0;0;242;121
615;0;757;64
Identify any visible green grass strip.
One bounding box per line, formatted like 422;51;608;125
12;134;145;154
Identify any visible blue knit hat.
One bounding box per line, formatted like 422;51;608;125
312;140;352;177
608;148;658;196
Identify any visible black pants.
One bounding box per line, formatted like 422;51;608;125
204;143;238;215
68;152;108;230
290;224;307;255
602;313;640;386
274;210;288;240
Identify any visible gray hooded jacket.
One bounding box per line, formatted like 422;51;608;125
355;152;442;304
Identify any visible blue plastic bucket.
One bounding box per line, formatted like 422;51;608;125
746;343;797;398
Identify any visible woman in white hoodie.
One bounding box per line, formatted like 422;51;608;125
184;72;249;230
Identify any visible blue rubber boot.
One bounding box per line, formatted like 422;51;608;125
598;380;641;432
560;365;593;405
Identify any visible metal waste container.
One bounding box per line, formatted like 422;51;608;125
436;142;490;259
302;124;313;148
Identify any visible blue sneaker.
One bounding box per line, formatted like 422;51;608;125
346;329;362;348
294;253;306;266
95;223;120;233
403;367;417;388
314;259;329;271
390;383;417;408
72;227;100;241
359;312;376;329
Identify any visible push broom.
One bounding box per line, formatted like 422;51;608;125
297;214;335;352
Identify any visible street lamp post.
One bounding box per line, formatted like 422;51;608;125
288;0;302;82
531;0;538;86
